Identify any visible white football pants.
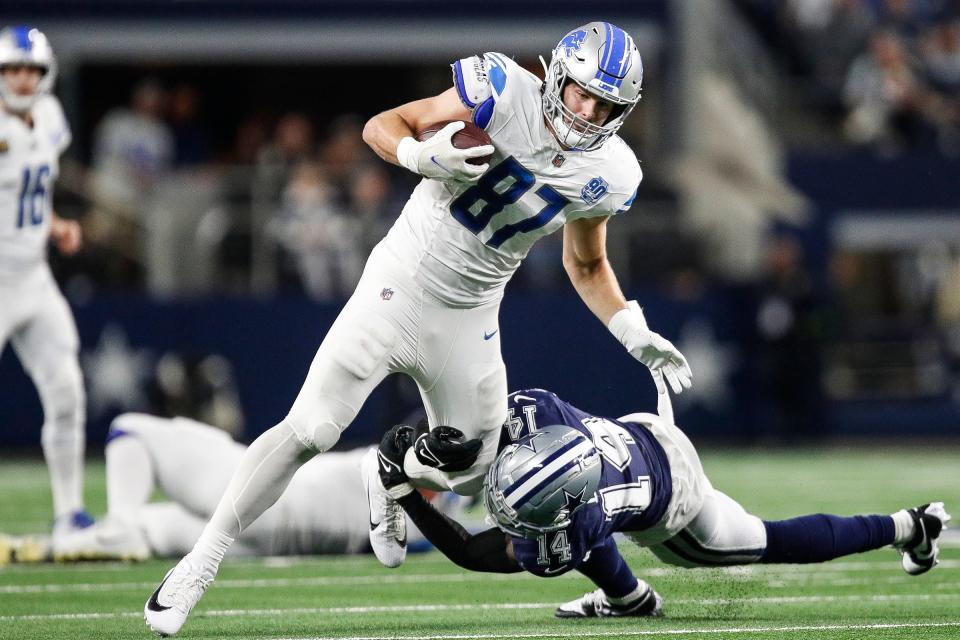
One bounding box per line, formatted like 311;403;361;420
284;247;508;495
0;266;85;518
619;413;768;566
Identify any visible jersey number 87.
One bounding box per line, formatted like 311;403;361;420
450;156;568;248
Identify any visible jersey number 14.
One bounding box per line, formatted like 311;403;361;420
18;165;51;228
450;156;569;248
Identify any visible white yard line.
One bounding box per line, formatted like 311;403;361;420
0;572;536;594
2;595;959;623
4;559;960;594
273;622;960;640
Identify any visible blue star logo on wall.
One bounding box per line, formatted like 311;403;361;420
674;320;737;412
81;324;153;418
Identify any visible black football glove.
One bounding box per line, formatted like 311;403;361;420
377;424;416;491
414;426;483;472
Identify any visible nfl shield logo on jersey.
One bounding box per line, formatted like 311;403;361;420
552;153;566;168
580;177;609;204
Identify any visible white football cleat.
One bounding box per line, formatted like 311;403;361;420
556;583;663;618
56;517;150;562
51;510;96;561
897;502;951;576
144;555;213;636
362;448;407;568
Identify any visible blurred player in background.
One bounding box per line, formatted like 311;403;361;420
1;413;449;563
379;377;950;619
145;22;693;636
0;26;91;557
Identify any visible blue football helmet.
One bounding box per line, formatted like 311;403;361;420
484;424;602;539
542;22;643;151
0;26;57;113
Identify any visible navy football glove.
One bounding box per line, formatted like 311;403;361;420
414;426;483;473
377;424;416;491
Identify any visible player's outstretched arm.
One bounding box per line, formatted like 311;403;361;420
398;491;521;573
362;87;491;181
377;424;520;573
563;218;692;394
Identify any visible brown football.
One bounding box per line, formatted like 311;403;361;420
415;120;493;165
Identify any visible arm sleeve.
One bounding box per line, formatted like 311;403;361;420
397;492;522;574
576;536;640;598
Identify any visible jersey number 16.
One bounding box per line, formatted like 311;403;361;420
18;165;51;228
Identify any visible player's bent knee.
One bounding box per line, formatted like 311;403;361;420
285;417;341;453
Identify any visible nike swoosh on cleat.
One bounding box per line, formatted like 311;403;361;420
146;576;172;612
366;484;382;532
484;330;498;340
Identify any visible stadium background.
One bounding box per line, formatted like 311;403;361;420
1;0;959;452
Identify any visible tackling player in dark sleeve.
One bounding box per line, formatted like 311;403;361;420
377;424;657;616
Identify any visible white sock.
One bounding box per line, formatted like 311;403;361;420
189;524;234;578
890;509;916;545
105;435;155;524
190;421;306;574
37;363;86;520
41;416;85;519
607;580;648;606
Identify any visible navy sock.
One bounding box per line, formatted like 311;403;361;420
577;536;638;598
762;514;895;564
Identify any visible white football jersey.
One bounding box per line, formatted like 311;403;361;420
377;52;641;306
0;95;71;284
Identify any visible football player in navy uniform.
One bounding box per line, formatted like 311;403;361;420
378;373;950;618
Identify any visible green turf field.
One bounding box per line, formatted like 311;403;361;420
1;447;958;639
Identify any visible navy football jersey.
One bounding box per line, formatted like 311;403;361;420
499;388;672;576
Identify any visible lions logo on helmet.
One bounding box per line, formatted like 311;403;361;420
542;22;643;152
0;26;57;113
484;424;602;539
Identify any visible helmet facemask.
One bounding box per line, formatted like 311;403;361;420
540;22;643;152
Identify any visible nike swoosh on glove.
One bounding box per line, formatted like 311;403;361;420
414;426;483;473
396;121;493;181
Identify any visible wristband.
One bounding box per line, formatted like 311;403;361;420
395;136;420;174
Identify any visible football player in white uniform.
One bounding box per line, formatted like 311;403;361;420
4;413;449;563
0;26;91;556
145;22;693;637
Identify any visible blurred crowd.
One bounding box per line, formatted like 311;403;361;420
67;79;411;300
737;0;960;153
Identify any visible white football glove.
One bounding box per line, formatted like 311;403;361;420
608;301;693;395
396;121;493;182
